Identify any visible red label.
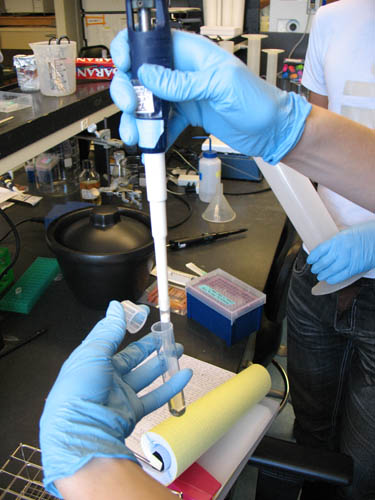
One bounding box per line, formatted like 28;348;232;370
76;66;117;80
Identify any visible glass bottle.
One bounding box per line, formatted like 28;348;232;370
79;159;101;205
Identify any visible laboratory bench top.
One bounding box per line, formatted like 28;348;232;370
0;81;117;174
0;173;285;469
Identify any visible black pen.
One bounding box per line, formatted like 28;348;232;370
167;228;248;250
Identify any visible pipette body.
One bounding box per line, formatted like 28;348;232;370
125;0;185;415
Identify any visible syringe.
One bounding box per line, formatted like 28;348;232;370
125;0;186;416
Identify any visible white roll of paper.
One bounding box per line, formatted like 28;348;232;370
141;363;271;484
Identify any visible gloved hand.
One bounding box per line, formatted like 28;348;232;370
307;221;375;284
109;29;311;165
40;300;192;498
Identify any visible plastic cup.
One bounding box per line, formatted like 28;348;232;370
121;300;149;334
30;39;77;96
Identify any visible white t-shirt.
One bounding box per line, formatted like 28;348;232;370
302;0;375;277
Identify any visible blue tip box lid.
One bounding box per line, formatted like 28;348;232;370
186;268;266;324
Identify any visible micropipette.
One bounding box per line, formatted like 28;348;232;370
126;0;185;416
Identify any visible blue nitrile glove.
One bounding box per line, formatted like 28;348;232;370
307;221;375;284
109;29;311;165
40;300;192;498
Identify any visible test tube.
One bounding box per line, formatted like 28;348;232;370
152;321;186;417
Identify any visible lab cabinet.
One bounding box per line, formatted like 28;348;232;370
3;0;54;13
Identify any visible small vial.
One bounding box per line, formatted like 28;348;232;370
151;321;186;417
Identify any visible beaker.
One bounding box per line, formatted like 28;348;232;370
30;37;77;97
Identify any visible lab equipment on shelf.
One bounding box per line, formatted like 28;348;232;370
262;48;285;86
79;159;101;205
201;0;246;37
243;34;268;76
35;138;80;197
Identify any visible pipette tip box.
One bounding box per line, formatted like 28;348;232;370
186;269;266;346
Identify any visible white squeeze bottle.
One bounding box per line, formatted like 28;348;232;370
197;137;221;203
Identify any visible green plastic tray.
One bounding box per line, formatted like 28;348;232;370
0;257;60;314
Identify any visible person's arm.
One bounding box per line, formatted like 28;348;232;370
309;91;328;109
55;458;175;500
283;104;375;212
109;29;375;212
39;301;192;498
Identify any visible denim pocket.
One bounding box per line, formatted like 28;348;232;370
293;248;310;276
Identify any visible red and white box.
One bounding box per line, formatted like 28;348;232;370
76;58;117;81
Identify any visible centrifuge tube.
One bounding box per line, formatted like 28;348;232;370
152;321;186;417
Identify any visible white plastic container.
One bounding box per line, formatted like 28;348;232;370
198;138;221;203
254;158;366;295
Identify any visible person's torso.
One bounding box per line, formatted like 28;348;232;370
303;0;375;277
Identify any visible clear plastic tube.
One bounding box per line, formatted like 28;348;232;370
152;321;186;417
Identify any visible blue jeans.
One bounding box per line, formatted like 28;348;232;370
287;249;375;500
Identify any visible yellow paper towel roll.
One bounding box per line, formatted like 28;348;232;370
141;363;271;484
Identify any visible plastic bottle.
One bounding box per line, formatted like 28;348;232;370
79;159;101;205
254;157;365;295
198;137;221;203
